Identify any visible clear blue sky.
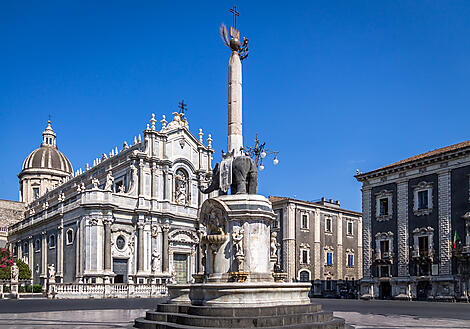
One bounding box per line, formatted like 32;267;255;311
1;1;470;211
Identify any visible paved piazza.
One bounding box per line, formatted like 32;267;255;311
0;298;469;328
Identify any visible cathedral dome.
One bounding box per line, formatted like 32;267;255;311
21;121;72;173
18;121;73;204
22;146;72;173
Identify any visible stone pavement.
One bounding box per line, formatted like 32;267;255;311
0;309;141;329
0;298;469;328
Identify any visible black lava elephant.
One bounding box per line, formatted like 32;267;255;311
200;156;258;195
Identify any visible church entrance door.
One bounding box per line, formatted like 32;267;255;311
173;253;188;284
113;258;128;283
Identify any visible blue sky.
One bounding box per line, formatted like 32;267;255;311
1;1;470;211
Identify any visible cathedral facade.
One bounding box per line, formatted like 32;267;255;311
8;112;214;287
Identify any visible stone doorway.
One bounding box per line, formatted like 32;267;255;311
173;253;188;284
379;281;392;299
417;281;431;301
113;258;128;283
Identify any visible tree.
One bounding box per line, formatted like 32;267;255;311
16;259;31;280
0;248;32;280
0;248;14;280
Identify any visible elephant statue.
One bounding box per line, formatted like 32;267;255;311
200;155;257;195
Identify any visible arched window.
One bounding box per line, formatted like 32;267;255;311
48;235;56;248
299;270;310;282
66;229;74;245
174;168;189;205
35;239;40;251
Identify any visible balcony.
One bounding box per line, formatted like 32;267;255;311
453;244;470;260
374;251;394;264
411;248;434;262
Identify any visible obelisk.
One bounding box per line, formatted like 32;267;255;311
228;50;243;156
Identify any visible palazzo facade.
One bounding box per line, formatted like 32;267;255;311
356;140;470;301
8;112;214;286
270;196;362;298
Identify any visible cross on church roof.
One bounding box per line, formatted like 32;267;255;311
178;99;188;115
230;6;239;29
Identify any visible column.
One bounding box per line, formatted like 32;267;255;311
75;220;82;282
57;225;63;281
151;163;157;199
438;171;452;275
362;187;372;278
103;218;112;273
138;160;144;197
357;217;363;279
18;241;23;261
137;222;145;273
41;231;47;281
28;236;33;268
162;224;170;273
397;180;409;277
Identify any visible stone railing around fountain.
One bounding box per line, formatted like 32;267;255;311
47;282;168;299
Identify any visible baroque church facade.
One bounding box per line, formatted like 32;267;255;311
356;140;470;301
8;112;214;286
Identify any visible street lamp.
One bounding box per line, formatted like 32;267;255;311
243;134;279;170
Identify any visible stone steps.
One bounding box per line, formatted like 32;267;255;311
145;310;334;327
133;303;348;329
134;317;346;329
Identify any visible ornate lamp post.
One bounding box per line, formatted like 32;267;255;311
243;134;279;171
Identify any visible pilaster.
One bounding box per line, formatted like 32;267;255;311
162;224;170;273
103;216;113;273
357;217;363;279
336;213;343;280
137;221;145;273
57;224;64;281
362;187;372;278
41;231;47;279
438;171;452;275
313;209;321;280
397;180;409;276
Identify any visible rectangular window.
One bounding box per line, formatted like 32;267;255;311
347;221;353;235
347;254;354;267
301;214;308;229
33;187;40;199
418;236;429;255
302;250;308;264
379;198;389;216
380;240;389;254
325;217;332;232
326;252;333;266
417;190;428;209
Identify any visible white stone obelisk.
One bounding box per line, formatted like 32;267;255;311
228;51;243;156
